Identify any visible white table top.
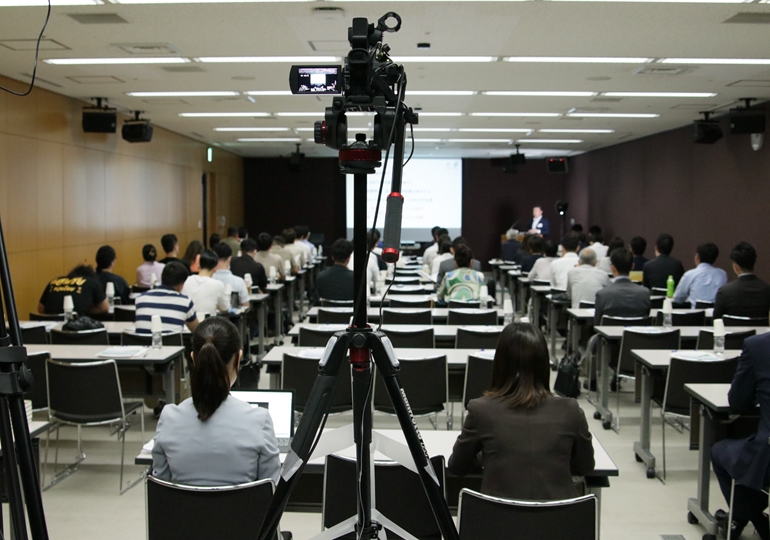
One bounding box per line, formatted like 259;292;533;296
249;293;270;302
595;325;769;340
288;323;506;338
263;346;495;366
567;307;715;321
25;344;184;364
0;421;52;454
632;349;742;369
308;307;503;320
684;383;734;412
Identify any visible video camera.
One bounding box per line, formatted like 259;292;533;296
288;12;418;151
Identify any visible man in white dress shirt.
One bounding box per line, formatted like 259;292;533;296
550;234;581;290
181;250;229;316
423;226;447;269
212;243;250;308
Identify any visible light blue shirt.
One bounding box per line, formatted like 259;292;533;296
213;269;250;305
673;262;727;307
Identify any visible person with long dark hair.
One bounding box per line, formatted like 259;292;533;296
449;323;594;500
151;317;280;486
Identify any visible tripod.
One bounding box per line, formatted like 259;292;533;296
258;137;459;540
0;214;50;540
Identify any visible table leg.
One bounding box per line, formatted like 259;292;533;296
298;273;307;321
598;337;613;429
570;317;581;353
549;303;558;364
518;284;527;315
273;289;283;345
633;365;656;477
163;359;176;404
586;485;603;531
532;294;541;328
257;301;266;359
687;403;717;534
287;280;296;325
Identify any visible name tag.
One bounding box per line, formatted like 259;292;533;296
537;223;543;228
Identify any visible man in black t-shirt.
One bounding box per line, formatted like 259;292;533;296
158;233;191;271
230;238;267;293
38;265;109;316
316;239;355;301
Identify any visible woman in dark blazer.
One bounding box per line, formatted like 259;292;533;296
449;322;594;500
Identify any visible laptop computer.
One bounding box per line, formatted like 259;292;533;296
231;390;295;453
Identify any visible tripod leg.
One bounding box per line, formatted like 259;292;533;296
0;398;28;540
368;332;460;540
351;364;374;538
257;332;351;540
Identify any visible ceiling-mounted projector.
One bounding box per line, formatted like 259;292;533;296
122;111;153;143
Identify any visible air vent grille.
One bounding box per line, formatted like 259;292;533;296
67;13;128;25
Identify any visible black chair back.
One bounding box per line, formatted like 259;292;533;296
723;314;770;327
320;299;355;308
46;359;124;424
387;276;420;285
464;354;494;408
146;476;276;540
283;354;352;413
374;355;446;416
389;298;431;308
456;328;502;350
131;285;150;294
50;328;109;346
25;352;49;409
299;327;340;347
381;309;432;325
447;309;498;326
695;301;715;309
458;489;597;540
21;325;48;345
323;454;445;540
577;301;595;309
381;328;434;348
618;329;680;375
121;331;184;347
600;315;649;326
655;310;706;326
533;280;550;287
649;297;664;309
449;300;481;309
662;356;739;416
29;313;64;322
696;329;756;350
317;308;354;324
113;306;136;322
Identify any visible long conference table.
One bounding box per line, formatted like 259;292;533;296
306;307;504;325
288;323;506;348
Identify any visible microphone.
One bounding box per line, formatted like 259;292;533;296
381;192;404;263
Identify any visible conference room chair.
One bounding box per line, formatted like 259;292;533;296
457;489;597;540
322;454;445;540
146;476;290;540
448;300;481;309
113;305;136;322
29;313;64;322
696;329;756;351
695;300;715;309
532;280;550;287
321;299;355;308
317;308;354;324
654;310;706;326
723;314;770;327
26;351;50;410
447;309;498;326
455;328;502;350
299;327;341;347
653;356;738;480
374;355;448;429
121;331;184;347
381;308;432;325
387;276;421;285
462;354;494;422
649;297;664;309
44;358;144;493
614;329;681;432
381;328;435;349
21;325;48;345
651;287;668;297
50;328;109;346
131;285;150;294
577;301;594;309
282;353;352;415
389;298;432;308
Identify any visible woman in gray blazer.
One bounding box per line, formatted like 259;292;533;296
152;317;280;486
449;323;594;500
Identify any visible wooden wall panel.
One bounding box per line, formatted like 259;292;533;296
0;74;243;316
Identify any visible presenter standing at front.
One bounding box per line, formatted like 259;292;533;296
528;206;550;237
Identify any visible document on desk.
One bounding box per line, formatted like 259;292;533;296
20;321;57;330
97;346;149;359
671;351;735;362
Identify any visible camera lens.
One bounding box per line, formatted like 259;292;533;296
314;121;326;144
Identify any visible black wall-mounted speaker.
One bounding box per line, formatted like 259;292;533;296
82;107;117;133
547;157;568;174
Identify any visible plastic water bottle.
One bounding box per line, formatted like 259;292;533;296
714;318;726;355
503;299;514;326
666;275;675;298
63;295;74;322
151;314;163;350
269;266;277;285
150;273;158;289
105;282;115;313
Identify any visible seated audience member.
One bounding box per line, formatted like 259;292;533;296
588;226;608;258
182;250;229;316
642;233;685;290
437;245;486;302
423;226;446;269
135;262;198;334
254;233;285;281
513;235;533;266
272;234;298;275
368;228;387;271
597;237;625;274
39;264;108;316
501;229;522;261
673;242;727;307
449;323;594;500
159;234;191;271
208;233;221;249
212;243;250;308
594;248;652;325
230;238;268;293
528;240;558;282
95;245;130;304
711;332;770;540
136;244;165;289
316;239;355;301
283;228;306;267
431;235;454;275
182;240;204;274
346;229;379;285
550;234;581;290
572;224;589;251
714;242;770;319
152;316;280;486
566;248;611;309
238;227;248;241
521;236;544;273
630;236;649;271
294;225;315;261
222;227;242;258
436;237;483;287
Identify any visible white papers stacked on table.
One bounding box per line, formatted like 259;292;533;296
670;351;731;362
475;350;496;359
20;321;57;331
97;346;149;359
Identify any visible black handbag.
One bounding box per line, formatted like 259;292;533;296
62;314;104;332
553;351;581;398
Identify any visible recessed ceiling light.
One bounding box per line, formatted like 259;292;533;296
114;0;314;4
127;91;239;97
215;127;290;132
237;138;303;142
660;58;770;65
517;139;583;144
416;112;464;117
245;90;293;96
45;57;188;65
568;112;659;118
450;139;513;143
196;56;341;63
408;91;477;96
458;128;533;133
412;128;454;132
504;57;653;64
603;91;717;97
552;0;745;3
274;112;325;117
179;112;271;117
412;139;445;143
539;129;615;133
390;56;497;63
470;112;561;117
483;91;596;97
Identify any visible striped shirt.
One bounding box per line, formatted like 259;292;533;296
135;286;196;334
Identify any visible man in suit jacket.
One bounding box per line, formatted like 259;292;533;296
566;248;610;309
642;233;685;290
528;206;550;237
594;249;651;325
711;332;770;539
714;242;770;320
316;239;355;301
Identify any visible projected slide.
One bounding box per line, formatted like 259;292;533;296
346;159;462;241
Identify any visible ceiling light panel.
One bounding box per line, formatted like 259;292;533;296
214;127;290;132
237;138;302;142
660;58;770;65
180;112;271;117
483;91;596;97
1;0;99;5
416;112;464;117
458;128;533;133
505;56;653;63
568;112;659;118
603;91;717;97
408;91;477;96
539;129;614;133
246;91;293;96
390;56;497;63
45;57;188;65
470;112;561;117
196;56;340;63
128;91;239;97
450;139;513;143
517;139;583;143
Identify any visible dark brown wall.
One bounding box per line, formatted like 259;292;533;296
567;110;770;277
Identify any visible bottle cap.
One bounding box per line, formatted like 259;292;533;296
105;282;115;297
662;298;673;314
151;314;163;334
713;318;726;337
63;295;74;311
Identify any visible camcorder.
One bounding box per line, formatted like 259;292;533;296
288;12;418;151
